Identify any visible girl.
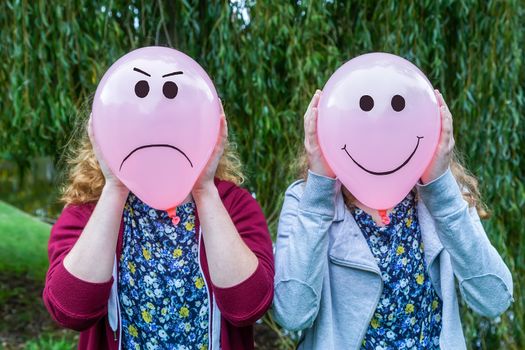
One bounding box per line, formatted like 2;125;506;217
273;90;513;349
43;107;274;350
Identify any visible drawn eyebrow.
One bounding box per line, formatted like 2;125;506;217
133;67;151;77
162;71;183;78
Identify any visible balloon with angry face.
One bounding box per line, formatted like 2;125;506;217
92;46;221;212
318;53;441;210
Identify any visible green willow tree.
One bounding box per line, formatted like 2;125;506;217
1;1;523;348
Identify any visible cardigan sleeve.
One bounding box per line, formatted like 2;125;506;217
211;185;275;327
272;171;338;331
42;203;114;331
417;168;513;318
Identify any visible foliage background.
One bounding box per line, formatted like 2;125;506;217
1;0;523;349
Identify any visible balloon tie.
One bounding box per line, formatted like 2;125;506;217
167;207;180;226
378;209;390;225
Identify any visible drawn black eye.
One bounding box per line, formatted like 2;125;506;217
163;81;178;99
134;80;149;98
359;95;374;111
391;94;405;112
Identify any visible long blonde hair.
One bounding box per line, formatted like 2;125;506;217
293;148;489;219
60;109;245;205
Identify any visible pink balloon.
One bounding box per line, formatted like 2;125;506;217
318;53;440;210
92;46;221;210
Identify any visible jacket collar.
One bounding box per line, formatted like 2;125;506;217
329;186;444;273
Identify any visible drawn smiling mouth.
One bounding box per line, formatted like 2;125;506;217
341;136;424;176
119;144;193;171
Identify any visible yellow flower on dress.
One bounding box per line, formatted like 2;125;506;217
142;310;152;323
128;261;136;274
370;318;380;329
161;307;168;315
396;245;405;255
195;277;205;289
128;324;138;337
146;302;154;309
185;221;195;231
405;218;412;227
416;274;424;285
173;248;183;258
200;346;207;350
142;247;151;260
179;306;190;317
405;303;415;313
432;300;439;310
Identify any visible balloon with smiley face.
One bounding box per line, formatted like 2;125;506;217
318;52;440;211
92;47;221;217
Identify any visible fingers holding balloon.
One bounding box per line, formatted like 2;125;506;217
420;89;454;184
304;90;335;178
304;91;320;148
88;114;126;190
304;89;321;121
193;111;228;195
216;113;228;159
304;90;321;148
435;90;455;155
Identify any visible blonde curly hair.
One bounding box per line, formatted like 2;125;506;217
293;148;489;219
60;109;245;205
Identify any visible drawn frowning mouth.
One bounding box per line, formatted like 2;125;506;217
120;144;193;171
341;136;424;176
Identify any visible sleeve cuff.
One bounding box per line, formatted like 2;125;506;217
48;261;113;317
417;168;468;218
298;170;337;217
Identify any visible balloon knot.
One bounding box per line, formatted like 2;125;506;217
167;207;180;225
378;209;390;225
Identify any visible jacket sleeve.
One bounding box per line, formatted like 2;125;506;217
42;203;114;331
417;168;513;318
272;171;337;331
212;186;275;327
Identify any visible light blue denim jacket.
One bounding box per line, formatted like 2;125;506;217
273;169;513;349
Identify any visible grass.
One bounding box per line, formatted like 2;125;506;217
0;201;51;280
22;334;76;350
0;201;77;349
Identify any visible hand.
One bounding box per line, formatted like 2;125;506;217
304;90;335;178
192;101;227;198
87;115;128;194
421;90;455;184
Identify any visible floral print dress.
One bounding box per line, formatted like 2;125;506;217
350;191;442;350
118;193;209;350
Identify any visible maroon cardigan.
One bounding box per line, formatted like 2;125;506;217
43;179;274;349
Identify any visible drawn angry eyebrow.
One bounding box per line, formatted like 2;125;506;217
162;71;183;78
133;67;151;77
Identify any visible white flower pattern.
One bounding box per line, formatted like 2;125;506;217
351;191;442;349
118;193;209;350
